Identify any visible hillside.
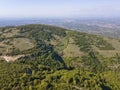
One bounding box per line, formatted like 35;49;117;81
0;24;120;90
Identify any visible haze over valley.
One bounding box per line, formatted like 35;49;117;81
1;18;120;39
0;0;120;90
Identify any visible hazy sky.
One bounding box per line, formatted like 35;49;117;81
0;0;120;18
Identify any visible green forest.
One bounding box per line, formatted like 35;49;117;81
0;24;120;90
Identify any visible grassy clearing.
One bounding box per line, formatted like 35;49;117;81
91;37;120;57
1;28;20;38
51;33;84;58
55;36;68;51
63;37;84;57
98;50;120;57
0;38;35;55
12;38;35;51
63;42;84;57
0;28;35;55
104;37;120;50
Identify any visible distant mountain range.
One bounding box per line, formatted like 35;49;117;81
1;18;120;39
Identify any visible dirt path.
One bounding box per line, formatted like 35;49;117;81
0;55;25;62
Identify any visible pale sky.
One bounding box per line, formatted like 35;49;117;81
0;0;120;18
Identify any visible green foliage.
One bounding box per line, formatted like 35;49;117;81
36;69;113;90
72;31;115;52
0;24;120;90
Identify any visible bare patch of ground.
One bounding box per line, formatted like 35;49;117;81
0;55;25;62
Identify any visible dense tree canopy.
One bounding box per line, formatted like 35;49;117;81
0;24;120;90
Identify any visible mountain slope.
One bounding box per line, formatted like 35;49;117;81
0;24;120;90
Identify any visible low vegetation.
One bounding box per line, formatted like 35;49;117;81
0;24;120;90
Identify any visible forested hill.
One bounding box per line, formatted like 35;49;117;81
0;24;120;90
